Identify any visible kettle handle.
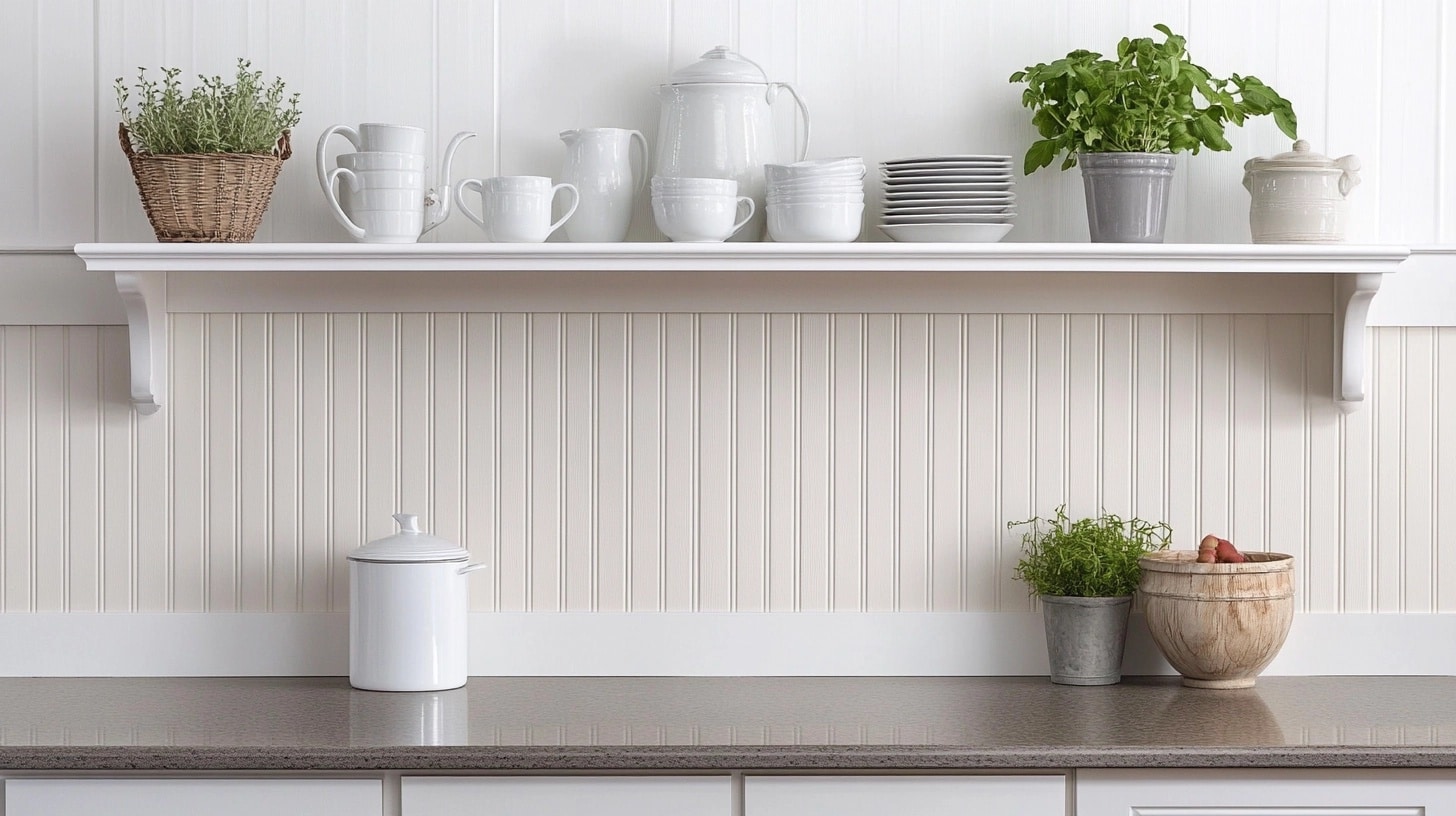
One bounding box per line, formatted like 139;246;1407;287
458;562;489;576
629;130;649;192
323;167;367;241
315;124;361;200
767;83;811;162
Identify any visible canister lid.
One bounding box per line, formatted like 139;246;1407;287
668;45;769;84
1247;139;1339;169
348;513;471;563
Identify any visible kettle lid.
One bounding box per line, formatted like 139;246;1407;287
669;45;769;84
348;513;471;563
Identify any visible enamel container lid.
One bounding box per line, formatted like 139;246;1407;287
668;45;769;84
348;513;470;563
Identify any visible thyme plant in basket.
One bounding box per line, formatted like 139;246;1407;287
1009;24;1296;176
116;58;301;155
1010;506;1172;598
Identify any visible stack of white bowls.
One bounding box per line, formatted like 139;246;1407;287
764;157;866;242
651;176;757;242
877;154;1016;242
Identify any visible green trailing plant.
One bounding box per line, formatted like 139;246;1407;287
1009;24;1296;176
1010;506;1171;598
116;59;301;155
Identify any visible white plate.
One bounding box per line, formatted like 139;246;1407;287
884;168;1015;179
884;194;1016;205
882;204;1017;215
881;163;1013;173
883;177;1015;188
883;184;1012;197
882;154;1013;165
878;222;1015;242
880;212;1018;224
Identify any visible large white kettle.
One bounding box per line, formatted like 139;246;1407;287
654;46;810;241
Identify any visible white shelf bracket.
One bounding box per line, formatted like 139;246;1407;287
1334;271;1384;412
114;270;166;415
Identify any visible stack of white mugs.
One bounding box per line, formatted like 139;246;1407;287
316;123;474;244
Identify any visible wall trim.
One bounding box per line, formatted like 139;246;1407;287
0;612;1449;677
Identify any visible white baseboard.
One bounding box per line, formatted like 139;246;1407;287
0;611;1447;677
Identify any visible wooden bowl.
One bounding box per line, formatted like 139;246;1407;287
1138;551;1294;689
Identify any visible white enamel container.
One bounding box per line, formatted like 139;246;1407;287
348;513;487;692
1243;140;1360;243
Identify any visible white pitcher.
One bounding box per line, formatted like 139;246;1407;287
559;128;648;242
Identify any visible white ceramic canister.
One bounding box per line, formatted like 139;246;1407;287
1243;140;1361;243
348;513;487;692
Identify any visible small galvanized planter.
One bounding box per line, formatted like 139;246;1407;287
1078;152;1175;243
1039;594;1132;685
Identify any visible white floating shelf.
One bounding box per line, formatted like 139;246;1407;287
74;242;1411;415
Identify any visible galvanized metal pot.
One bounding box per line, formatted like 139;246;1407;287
1040;594;1132;685
1078;152;1175;243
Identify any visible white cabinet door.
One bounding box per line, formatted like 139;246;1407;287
1079;770;1456;816
745;774;1067;816
5;778;382;816
402;776;731;816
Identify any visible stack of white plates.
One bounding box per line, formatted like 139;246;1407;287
765;157;866;242
877;155;1016;242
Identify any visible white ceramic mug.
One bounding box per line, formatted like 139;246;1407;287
652;193;755;242
456;175;580;243
325;166;428;244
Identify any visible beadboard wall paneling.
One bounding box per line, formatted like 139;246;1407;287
0;0;1448;248
2;320;1453;615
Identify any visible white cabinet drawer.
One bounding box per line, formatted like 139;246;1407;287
1078;770;1456;816
402;776;732;816
4;778;382;816
745;774;1067;816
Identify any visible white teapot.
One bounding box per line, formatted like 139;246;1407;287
654;46;810;241
1243;140;1360;243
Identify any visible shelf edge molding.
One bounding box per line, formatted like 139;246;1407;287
74;242;1411;413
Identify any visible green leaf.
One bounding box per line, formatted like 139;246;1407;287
1273;105;1298;139
1024;138;1060;175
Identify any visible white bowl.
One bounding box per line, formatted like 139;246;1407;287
651;176;738;194
765;158;866;183
768;194;866;206
653;193;754;242
769;180;865;194
767;201;864;242
878;222;1014;242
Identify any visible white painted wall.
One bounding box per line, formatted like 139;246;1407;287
1;1;1455;659
4;0;1454;248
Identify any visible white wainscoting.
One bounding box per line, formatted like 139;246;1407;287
0;611;1450;677
1;320;1454;616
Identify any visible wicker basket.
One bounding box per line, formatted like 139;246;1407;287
120;124;292;243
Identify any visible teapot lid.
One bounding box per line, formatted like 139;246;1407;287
669;45;769;84
348;513;470;563
1248;139;1343;169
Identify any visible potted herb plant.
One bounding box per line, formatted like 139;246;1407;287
1009;24;1296;243
116;59;301;242
1010;507;1171;685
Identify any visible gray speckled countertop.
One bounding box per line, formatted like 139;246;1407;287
0;676;1454;771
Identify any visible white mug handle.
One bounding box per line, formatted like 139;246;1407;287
629;130;650;192
728;195;756;238
315;124;361;198
455;178;488;231
323;167;366;240
546;183;580;237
